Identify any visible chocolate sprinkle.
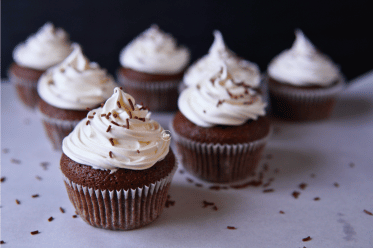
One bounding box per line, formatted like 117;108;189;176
128;111;132;119
15;199;20;205
10;158;21;164
279;211;285;214
202;201;215;208
30;230;39;235
2;148;9;153
32;194;39;198
0;177;5;183
106;125;112;132
111;121;119;126
139;118;146;122
227;226;236;230
109;138;115;146
109;151;113;158
0;240;5;244
314;197;320;201
60;207;65;213
72;215;78;218
40;162;50;170
126;119;130;129
86;120;90;125
212;206;218;211
35;176;42;181
100;103;105;108
86;107;92;111
334;182;340;188
48;217;54;222
299;183;307;190
117;101;121;108
216;100;224;107
292;191;300;199
137;150;140;153
302;236;312;242
106;112;111;119
113;113;118;118
128;99;135;111
263;188;274;193
364;209;373;216
88;116;94;119
101;114;106;117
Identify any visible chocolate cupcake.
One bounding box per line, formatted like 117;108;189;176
172;60;271;183
266;29;346;121
8;22;73;109
37;44;117;150
117;25;190;112
61;87;176;230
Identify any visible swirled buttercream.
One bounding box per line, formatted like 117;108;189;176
119;25;190;74
62;87;170;171
179;64;266;127
13;22;73;70
183;30;261;88
37;44;117;110
267;29;340;86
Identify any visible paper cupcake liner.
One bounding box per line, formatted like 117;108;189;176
170;123;272;183
8;70;41;109
266;75;346;121
116;72;180;112
37;109;81;150
61;165;177;230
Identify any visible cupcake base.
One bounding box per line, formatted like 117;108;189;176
117;67;184;112
267;76;346;121
60;150;177;230
171;112;271;183
8;63;45;109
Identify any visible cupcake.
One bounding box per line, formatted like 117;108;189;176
117;25;190;112
171;60;271;183
8;22;73;109
182;31;261;90
266;29;346;121
37;44;117;150
61;87;177;230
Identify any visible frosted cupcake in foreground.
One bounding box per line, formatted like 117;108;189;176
266;29;346;121
9;22;73;109
61;87;177;230
182;31;261;90
37;44;117;150
117;25;190;111
171;60;271;183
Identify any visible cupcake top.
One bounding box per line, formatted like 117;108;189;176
183;31;261;88
267;29;340;87
37;44;117;110
119;25;190;75
62;87;171;172
13;22;73;71
178;63;266;127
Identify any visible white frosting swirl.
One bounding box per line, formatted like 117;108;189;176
267;29;340;86
119;25;190;74
13;22;73;70
179;64;266;127
183;30;261;88
62;87;170;171
37;44;117;110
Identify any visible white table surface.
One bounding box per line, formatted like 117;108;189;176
1;71;373;248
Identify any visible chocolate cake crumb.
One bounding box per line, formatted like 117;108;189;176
314;197;320;201
363;209;373;216
349;162;355;168
128;99;135;111
60;207;65;213
40;162;50;170
186;178;193;183
35;176;42;181
279;210;285;214
113;113;118;118
32;194;39;198
10;158;21;164
227;226;236;230
109;138;115;146
15;199;20;205
0;177;5;183
202;201;215;208
195;183;203;187
86;120;90;125
334;182;339;188
111;121;119;126
299;183;307;190
263;188;274;193
30;230;39;235
292;191;300;199
302;236;312;242
72;215;78;218
106;125;112;132
117;101;121;108
2;148;9;154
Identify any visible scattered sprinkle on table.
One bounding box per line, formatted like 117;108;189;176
292;191;300;199
15;199;21;205
279;211;285;214
48;217;54;222
302;236;312;242
40;162;50;170
227;226;236;230
0;177;6;183
0;240;5;244
30;230;39;235
299;183;307;190
2;148;9;154
35;176;42;181
363;209;373;216
32;194;39;198
314;197;320;201
334;182;339;188
60;207;65;213
72;215;78;218
11;158;21;164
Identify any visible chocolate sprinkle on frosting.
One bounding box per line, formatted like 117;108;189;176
128;99;135;111
216;100;224;107
111;121;119;126
113;113;118;118
109;138;115;146
1;240;5;244
88;116;94;119
72;215;78;218
109;151;113;158
137;150;140;153
126;119;130;129
139;117;146;122
101;114;106;117
106;125;112;132
36;176;42;181
128;111;132;119
106;112;111;119
86;107;92;111
86;120;90;125
117;101;121;108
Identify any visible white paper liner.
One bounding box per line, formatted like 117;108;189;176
37;108;82;150
8;70;40;109
61;165;177;230
170;122;272;183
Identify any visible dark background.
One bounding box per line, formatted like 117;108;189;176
2;0;372;81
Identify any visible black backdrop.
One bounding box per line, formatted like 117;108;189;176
2;0;372;81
